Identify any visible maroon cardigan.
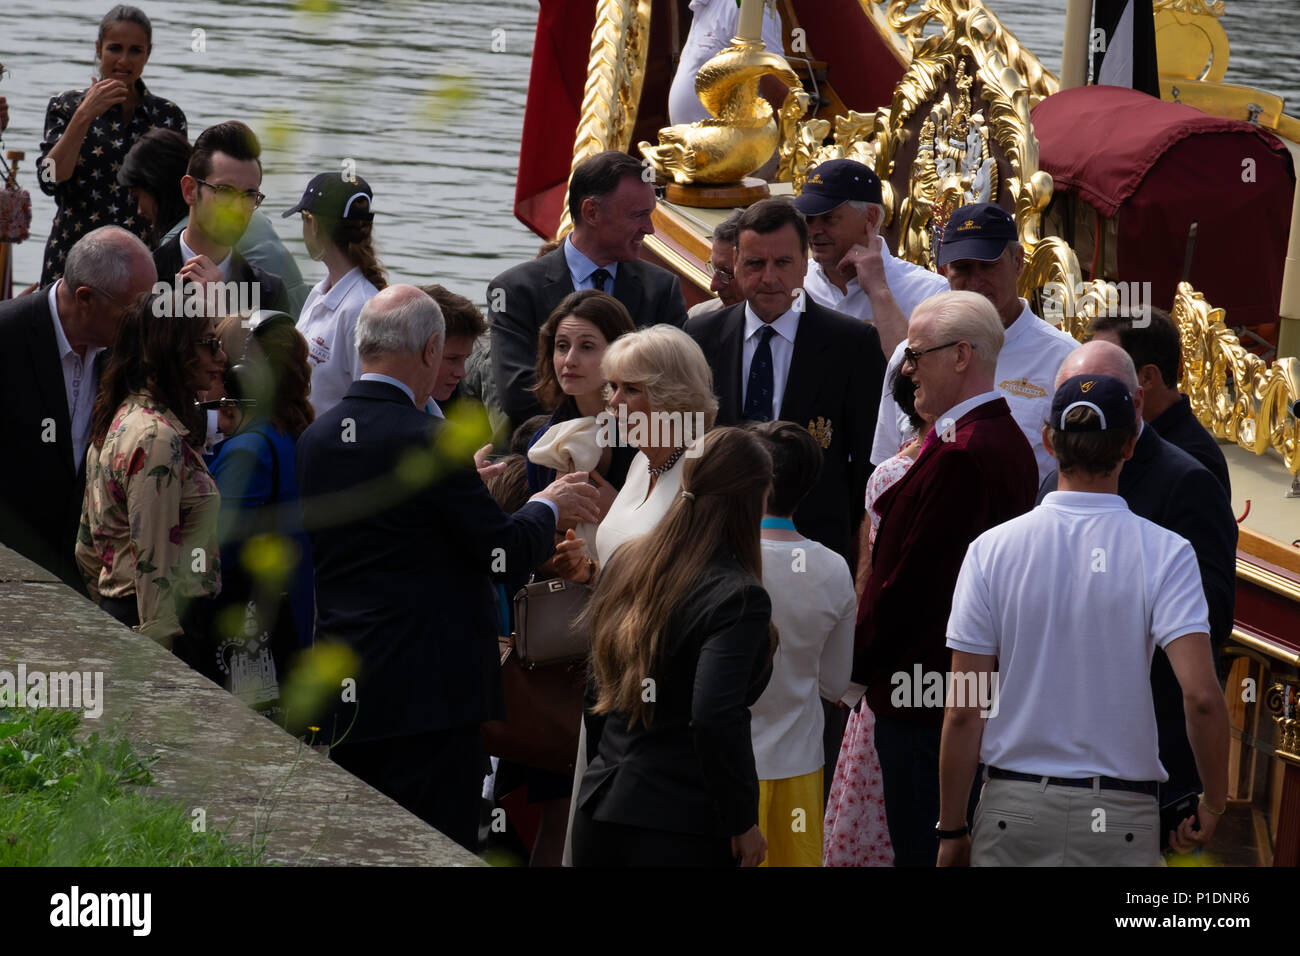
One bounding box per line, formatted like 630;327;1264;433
854;397;1037;725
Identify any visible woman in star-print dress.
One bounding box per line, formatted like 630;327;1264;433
37;6;186;284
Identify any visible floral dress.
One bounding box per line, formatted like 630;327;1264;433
38;79;186;283
76;392;221;641
822;450;917;866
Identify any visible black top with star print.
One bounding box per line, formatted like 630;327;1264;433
37;78;187;284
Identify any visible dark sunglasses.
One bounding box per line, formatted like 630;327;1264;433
197;334;224;357
902;341;961;366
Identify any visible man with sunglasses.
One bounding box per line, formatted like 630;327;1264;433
853;289;1038;866
0;225;156;592
152;121;291;318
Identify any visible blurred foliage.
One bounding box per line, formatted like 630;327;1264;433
279;641;359;737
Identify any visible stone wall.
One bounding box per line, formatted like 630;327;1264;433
0;546;483;867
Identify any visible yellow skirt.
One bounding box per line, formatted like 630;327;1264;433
758;768;824;867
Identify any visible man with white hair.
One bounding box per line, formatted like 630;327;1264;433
0;225;157;592
796;159;949;357
853;289;1038;866
295;284;601;851
1037;340;1236;853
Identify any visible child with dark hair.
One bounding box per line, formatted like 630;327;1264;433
746;420;856;866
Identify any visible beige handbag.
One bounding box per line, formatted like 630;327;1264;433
512;577;592;669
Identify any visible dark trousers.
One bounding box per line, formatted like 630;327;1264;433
572;806;735;867
99;594;218;683
329;726;486;853
874;712;983;867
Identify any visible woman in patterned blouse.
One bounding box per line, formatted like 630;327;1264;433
37;5;186;283
77;293;226;674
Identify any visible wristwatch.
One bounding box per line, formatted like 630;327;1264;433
935;823;969;839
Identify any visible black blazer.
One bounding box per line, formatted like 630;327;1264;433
153;234;291;316
578;554;774;838
487;244;687;428
1152;395;1231;496
1038;424;1237;791
686;298;885;561
0;289;92;592
295;380;557;742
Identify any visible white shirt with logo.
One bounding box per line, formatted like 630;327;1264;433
871;299;1079;480
946;490;1210;781
802;240;948;325
296;266;380;415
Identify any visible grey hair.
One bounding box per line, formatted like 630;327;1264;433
913;290;1004;374
356;287;444;359
845;199;885;227
63;225;150;296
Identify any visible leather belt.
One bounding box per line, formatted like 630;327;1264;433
988;766;1159;797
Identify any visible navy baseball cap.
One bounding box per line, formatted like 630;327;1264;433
283;172;374;221
1051;374;1136;431
936;202;1017;265
792;159;883;217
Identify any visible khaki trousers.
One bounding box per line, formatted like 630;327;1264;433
971;776;1164;866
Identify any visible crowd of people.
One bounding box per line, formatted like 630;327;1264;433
0;5;1236;868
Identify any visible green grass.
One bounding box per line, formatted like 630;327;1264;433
0;707;262;866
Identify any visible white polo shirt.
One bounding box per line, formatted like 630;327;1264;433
751;537;856;779
47;283;104;472
946;490;1210;781
871;299;1079;480
297;266;380;415
802;240;948;324
741;303;800;416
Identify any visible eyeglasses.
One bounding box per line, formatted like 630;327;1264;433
902;341;961;367
195;178;265;208
197;335;224;357
705;261;735;283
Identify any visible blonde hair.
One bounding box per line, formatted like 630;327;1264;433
913;290;1004;374
600;324;719;429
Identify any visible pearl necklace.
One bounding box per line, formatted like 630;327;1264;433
647;446;686;478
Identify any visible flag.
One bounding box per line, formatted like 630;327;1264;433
1092;0;1160;97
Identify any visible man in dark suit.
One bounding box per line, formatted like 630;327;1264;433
151;121;290;316
296;284;600;851
855;289;1038;866
1037;340;1237;826
0;226;157;592
489;150;687;429
1089;307;1231;494
686;197;884;562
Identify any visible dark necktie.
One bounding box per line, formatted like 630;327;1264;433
743;325;776;422
590;268;611;292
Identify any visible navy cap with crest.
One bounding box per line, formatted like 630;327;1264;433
936;202;1017;265
282;172;374;221
792;159;883;217
1050;374;1136;431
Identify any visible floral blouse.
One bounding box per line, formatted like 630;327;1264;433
38;79;186;283
76;392;221;640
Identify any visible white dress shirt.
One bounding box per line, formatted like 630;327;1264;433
48;282;104;472
178;229;233;280
358;371;415;405
741;303;800;416
871;299;1079;481
563;236;618;291
931;388;1004;439
802;240;948;323
297;266;380;415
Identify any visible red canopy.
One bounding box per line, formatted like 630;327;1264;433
1032;85;1295;329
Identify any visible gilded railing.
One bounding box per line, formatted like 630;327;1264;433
557;0;653;239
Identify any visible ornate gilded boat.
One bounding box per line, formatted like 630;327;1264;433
516;0;1300;864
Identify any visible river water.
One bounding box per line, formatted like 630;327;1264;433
1;0;1296;298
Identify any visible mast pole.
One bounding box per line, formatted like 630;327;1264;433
1278;181;1300;360
1060;0;1092;90
736;0;763;42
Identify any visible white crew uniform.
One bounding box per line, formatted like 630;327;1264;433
296;266;380;415
802;241;948;327
946;490;1211;866
872;299;1079;480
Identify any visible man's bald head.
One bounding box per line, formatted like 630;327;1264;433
1054;339;1139;392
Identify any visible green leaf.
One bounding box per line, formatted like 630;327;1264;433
146;465;170;479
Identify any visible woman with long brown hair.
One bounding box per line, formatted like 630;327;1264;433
287;171;387;415
76;292;225;670
207;312;316;699
572;426;777;867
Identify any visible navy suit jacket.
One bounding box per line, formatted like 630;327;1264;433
0;288;91;592
487;245;687;428
857;397;1038;723
686;297;884;562
295;380;557;742
1038;423;1237;792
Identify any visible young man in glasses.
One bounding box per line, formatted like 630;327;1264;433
152;121;292;318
